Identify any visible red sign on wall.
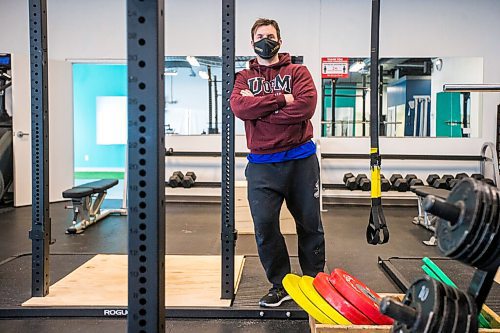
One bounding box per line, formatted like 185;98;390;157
321;57;349;79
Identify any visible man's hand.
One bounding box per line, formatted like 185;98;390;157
240;89;254;97
284;94;294;104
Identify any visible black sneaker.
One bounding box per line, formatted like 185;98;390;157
259;288;292;308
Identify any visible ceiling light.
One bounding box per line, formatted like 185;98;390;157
349;61;366;73
198;70;209;79
186;56;200;67
164;69;178;76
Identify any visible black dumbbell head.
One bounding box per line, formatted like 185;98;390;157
405;174;417;182
470;173;484;180
169;175;181;188
433;179;449;189
173;171;184;180
455;173;469;180
359;178;371;191
343;172;355;183
381;178;391;192
394;178;409;192
355;174;368;184
409;178;424;187
185;171;197;181
482;178;495;186
345;176;357;190
390;174;403;185
448;178;459;189
426;174;440;185
182;175;195;188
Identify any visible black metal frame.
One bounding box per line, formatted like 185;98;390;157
321;153;484;161
377;257;411;292
28;0;51;298
126;0;166;331
221;0;237;301
0;307;307;320
207;65;214;133
468;269;497;310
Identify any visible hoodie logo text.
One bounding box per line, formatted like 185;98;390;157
247;74;292;95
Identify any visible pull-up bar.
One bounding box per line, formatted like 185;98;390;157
443;84;500;92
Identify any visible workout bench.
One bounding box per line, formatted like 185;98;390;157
63;179;126;234
410;185;450;246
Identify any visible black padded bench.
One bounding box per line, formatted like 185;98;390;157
63;179;121;234
63;179;118;199
410;185;451;245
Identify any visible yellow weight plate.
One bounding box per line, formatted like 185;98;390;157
282;274;336;324
299;275;352;325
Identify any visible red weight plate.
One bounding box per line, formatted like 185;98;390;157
313;273;374;325
329;269;394;325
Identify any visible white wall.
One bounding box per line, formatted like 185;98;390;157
1;0;499;188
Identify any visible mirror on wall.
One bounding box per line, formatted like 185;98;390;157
320;57;484;138
164;56;250;136
163;55;304;136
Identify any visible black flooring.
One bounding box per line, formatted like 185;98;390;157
0;201;460;332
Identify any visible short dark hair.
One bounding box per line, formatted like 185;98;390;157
251;18;281;41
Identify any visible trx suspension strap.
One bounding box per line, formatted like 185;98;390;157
367;0;389;245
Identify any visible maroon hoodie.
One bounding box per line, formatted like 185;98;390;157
230;53;317;154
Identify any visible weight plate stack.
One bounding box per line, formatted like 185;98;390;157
435;178;484;258
383;277;444;333
451;181;491;265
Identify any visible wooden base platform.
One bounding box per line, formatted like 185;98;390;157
23;254;245;308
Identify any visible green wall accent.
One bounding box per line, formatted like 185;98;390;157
436;92;462;137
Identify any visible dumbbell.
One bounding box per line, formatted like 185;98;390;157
343;172;355;184
405;174;424;187
448;178;459;189
409;179;424;187
482;178;495;186
455;172;469;180
165;147;174;156
168;171;184;188
432;174;454;189
182;171;197;188
381;174;391;192
186;171;197;181
390;174;409;192
345;175;357;190
471;173;484;181
355;174;371;191
426;174;440;186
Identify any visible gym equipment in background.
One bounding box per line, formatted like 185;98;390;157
366;0;388;245
0;128;13;205
62;179;125;234
381;177;500;332
168;171;197;188
421;257;494;328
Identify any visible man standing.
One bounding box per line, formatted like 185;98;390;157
230;18;325;308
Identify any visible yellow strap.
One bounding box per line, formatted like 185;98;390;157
371;167;381;198
370;148;378;154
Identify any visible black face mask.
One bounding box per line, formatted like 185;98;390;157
253;38;280;59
